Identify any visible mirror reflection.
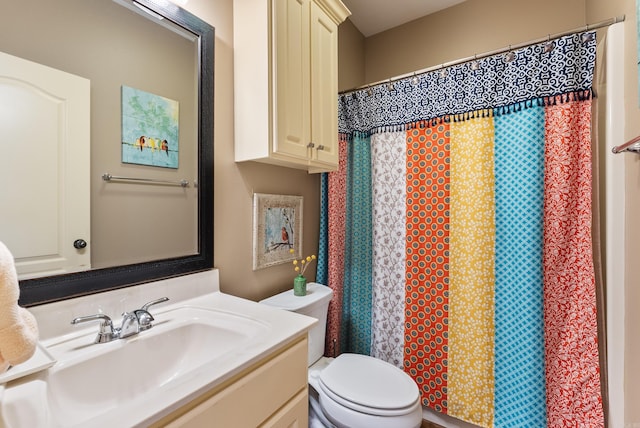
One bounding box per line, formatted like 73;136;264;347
0;0;214;305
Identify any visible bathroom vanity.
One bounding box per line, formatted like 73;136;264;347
0;270;316;428
151;336;309;427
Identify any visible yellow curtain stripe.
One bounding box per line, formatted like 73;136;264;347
448;116;496;428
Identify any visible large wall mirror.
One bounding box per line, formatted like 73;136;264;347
0;0;214;306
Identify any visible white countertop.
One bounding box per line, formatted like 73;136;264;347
0;270;316;428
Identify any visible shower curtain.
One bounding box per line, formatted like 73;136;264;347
318;32;604;428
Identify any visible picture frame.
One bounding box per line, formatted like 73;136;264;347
121;85;180;169
252;193;303;270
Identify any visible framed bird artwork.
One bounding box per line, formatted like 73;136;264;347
252;193;303;270
121;85;179;169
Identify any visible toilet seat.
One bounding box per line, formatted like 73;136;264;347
318;353;420;416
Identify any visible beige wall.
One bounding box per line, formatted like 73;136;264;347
338;0;639;424
180;0;322;303
337;18;366;92
360;0;586;84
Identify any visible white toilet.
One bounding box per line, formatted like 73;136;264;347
260;283;422;428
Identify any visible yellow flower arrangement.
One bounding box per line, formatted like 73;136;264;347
290;249;317;276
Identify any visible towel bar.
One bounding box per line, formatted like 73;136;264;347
612;135;640;154
102;173;189;187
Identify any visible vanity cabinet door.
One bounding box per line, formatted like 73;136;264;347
158;338;308;428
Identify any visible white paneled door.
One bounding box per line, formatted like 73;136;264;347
0;50;90;279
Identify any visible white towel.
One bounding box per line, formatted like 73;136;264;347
0;241;38;372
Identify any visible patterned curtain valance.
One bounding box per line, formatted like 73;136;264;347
338;31;596;135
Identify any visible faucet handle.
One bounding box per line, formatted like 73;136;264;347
71;314;116;344
137;297;168;331
134;309;155;331
141;297;169;312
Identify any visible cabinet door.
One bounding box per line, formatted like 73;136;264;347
309;2;339;170
159;338;308;428
274;0;311;161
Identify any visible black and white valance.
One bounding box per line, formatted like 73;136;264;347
338;31;597;134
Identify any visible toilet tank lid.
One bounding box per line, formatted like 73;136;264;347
259;283;333;311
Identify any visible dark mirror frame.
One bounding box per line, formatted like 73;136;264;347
19;0;214;307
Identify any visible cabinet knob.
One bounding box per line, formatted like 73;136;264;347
317;145;325;151
307;142;315;148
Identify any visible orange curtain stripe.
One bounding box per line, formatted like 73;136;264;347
405;122;450;412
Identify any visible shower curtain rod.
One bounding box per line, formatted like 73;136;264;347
338;15;625;96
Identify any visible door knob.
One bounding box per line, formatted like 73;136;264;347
73;239;87;249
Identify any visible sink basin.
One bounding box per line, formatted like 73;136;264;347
1;306;270;427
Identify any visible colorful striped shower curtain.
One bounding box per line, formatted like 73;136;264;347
319;32;604;428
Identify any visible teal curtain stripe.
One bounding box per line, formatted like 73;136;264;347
493;106;547;427
341;133;373;355
316;173;329;286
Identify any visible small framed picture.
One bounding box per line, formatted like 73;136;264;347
252;193;303;270
121;85;179;169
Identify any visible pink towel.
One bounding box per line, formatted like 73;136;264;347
0;241;39;372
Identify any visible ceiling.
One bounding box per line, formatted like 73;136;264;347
341;0;466;37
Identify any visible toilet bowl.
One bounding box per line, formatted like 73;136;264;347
260;283;422;428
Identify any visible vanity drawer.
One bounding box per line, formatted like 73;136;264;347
160;336;308;427
259;388;308;428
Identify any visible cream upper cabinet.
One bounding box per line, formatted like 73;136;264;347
234;0;350;173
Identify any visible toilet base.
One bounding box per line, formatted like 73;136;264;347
318;388;422;428
308;357;337;427
309;388;335;428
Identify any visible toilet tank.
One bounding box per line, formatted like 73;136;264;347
260;283;333;366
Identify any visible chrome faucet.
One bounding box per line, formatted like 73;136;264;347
70;297;169;344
